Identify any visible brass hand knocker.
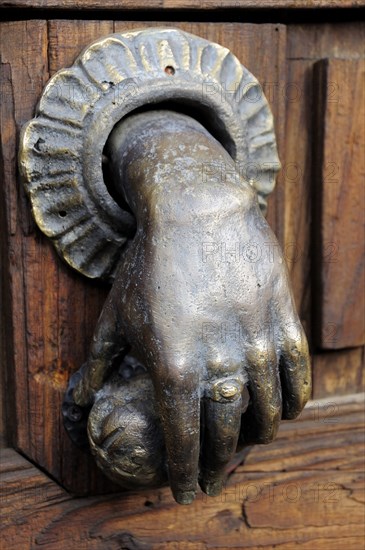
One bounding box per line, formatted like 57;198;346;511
19;28;311;505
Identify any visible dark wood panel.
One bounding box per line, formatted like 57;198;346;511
0;62;14;447
1;0;364;10
1;395;364;549
0;19;115;495
313;58;365;349
0;20;50;456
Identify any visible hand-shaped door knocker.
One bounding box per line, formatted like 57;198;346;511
19;28;311;505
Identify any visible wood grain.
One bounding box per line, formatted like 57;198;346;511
312;347;364;398
282;59;314;339
0;20;50;456
0;20;115;495
0;19;287;495
1;0;364;10
1;395;364;549
1;16;364;500
313;59;365;349
284;22;365;348
287;22;365;60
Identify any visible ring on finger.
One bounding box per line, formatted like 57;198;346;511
209;379;244;403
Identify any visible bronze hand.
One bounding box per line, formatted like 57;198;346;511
73;111;311;504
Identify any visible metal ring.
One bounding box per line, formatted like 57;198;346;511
19;28;280;281
210;379;244;403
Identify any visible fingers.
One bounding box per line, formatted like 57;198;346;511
73;292;128;407
240;342;282;445
152;361;200;505
199;378;249;496
272;267;312;418
280;323;311;419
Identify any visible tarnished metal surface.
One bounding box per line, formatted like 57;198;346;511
19;28;280;280
72;111;310;504
19;29;310;505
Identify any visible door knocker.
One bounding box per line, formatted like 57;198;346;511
19;28;311;505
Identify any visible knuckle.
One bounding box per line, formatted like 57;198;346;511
294;381;311;412
284;337;308;359
246;340;277;368
284;404;302;420
284;324;302;342
206;357;242;378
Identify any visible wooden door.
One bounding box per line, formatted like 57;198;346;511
1;3;364;548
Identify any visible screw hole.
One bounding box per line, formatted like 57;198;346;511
164;65;175;76
34;137;45;152
59;210;67;218
102;80;115;89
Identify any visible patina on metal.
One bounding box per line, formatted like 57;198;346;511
19;27;280;280
19;29;311;505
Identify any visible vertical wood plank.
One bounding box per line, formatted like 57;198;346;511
286;21;365;397
283;60;314;339
287;22;365;61
312;347;364;398
1;20;49;455
1;20;118;495
313;59;365;349
0;62;14;448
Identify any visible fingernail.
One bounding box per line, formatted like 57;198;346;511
174;490;196;505
202;480;223;496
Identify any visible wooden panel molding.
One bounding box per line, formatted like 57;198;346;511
1;0;365;11
313;58;365;349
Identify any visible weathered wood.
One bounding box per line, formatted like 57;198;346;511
1;0;364;10
287;22;365;60
282;59;314;339
284;22;365;346
0;20;287;495
313;58;365;349
312;347;364;398
1;395;364;549
0;20;116;495
0;63;13;447
48;20;115;72
243;393;365;473
0;21;50;456
1;15;364;501
1;12;365;550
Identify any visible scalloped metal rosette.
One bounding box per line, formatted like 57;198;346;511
19;28;281;280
